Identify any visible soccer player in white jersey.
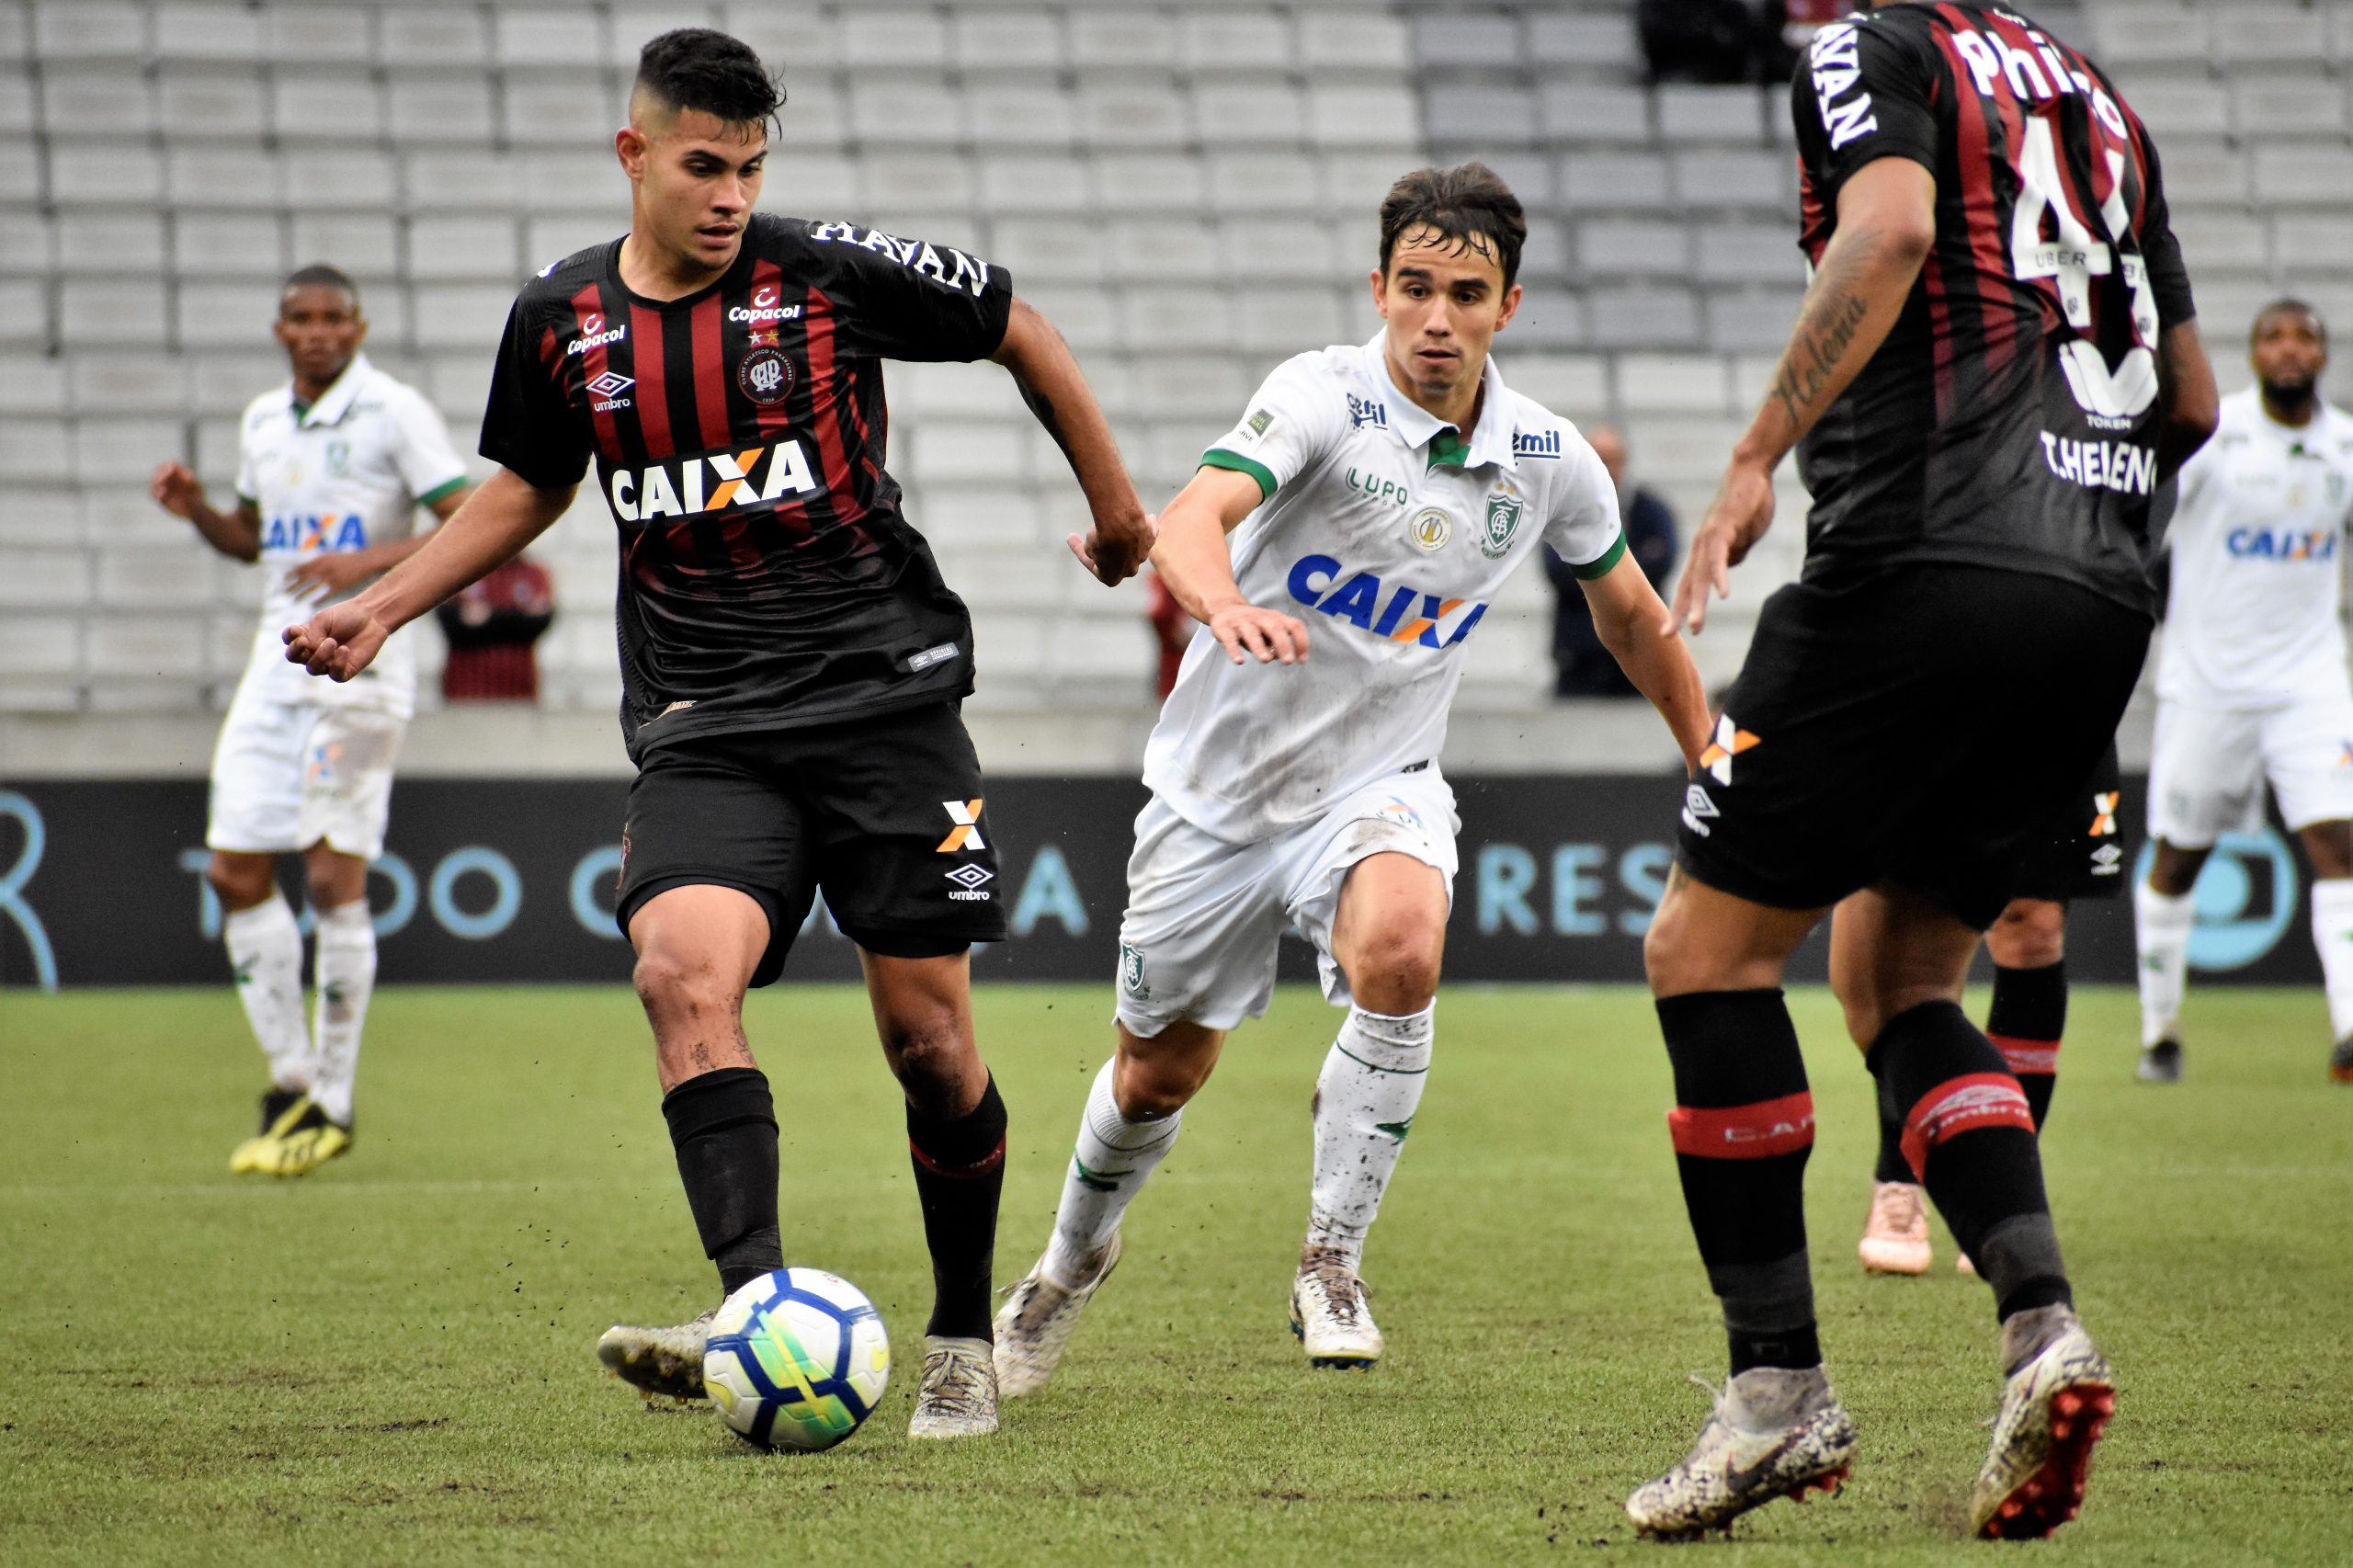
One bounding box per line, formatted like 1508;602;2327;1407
2137;300;2353;1084
149;265;471;1175
994;165;1710;1389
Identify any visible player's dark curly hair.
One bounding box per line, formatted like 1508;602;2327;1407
281;263;358;309
632;28;784;131
1379;164;1528;291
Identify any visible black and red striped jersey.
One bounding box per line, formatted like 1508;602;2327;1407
479;213;1014;760
1790;2;2195;615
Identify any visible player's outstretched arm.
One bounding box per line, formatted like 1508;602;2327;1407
283;468;574;682
150;461;261;562
991;297;1153;585
1151;466;1307;665
1582;552;1711;771
2154;319;2220;483
1669;157;1936;635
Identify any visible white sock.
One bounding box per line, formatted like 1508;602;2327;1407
2311;880;2353;1042
308;900;375;1126
2134;880;2195;1048
1041;1059;1183;1288
1305;1003;1434;1272
224;893;311;1092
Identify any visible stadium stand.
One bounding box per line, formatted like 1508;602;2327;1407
0;0;2334;766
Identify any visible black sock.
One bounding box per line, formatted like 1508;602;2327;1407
1869;1049;1914;1184
1985;960;2066;1131
906;1075;1007;1341
1869;1001;2071;1321
1657;990;1821;1374
661;1067;783;1299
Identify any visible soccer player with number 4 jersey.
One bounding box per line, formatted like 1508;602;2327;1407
151;265;472;1178
1630;2;2217;1541
2135;301;2353;1085
991;165;1709;1395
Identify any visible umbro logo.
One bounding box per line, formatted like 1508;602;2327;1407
944;863;994;902
586;371;633;399
1681;782;1720;838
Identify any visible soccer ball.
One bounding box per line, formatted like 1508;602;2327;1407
701;1267;891;1451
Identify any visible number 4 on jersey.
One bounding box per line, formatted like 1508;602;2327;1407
2008;117;2161;418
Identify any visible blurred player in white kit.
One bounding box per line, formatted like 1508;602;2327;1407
150;265;471;1175
2136;301;2353;1084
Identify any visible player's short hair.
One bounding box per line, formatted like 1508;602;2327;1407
1379;164;1528;291
2252;297;2326;347
632;28;784;132
280;264;359;312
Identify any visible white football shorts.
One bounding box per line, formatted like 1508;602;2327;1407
1113;765;1460;1036
206;695;405;861
2147;691;2353;848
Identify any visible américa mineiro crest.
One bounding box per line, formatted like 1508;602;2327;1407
1480;488;1525;558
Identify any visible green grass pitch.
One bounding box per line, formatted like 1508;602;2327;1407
2;983;2347;1565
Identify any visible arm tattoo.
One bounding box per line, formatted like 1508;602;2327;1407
1768;290;1871;438
1015;373;1077;467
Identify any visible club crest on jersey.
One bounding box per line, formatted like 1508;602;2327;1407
737;347;794;405
1407;506;1452;551
1287;553;1488;649
324;439;351;476
604;438;819;526
1481;490;1525;558
1120;941;1150;998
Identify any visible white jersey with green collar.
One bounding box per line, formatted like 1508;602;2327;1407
1144;335;1624;843
232;353;468;718
2157;387;2353;710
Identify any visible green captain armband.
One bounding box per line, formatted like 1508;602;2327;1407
1571;529;1627;580
1200;448;1277;501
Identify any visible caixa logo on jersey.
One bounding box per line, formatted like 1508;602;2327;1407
1286;554;1488;649
264;513;367;552
604;438;820;526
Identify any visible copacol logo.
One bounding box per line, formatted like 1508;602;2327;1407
2134;826;2301;971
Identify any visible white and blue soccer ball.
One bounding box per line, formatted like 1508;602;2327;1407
701;1267;891;1451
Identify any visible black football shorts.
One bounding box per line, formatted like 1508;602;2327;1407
615;702;1008;986
1675;566;2150;931
2009;740;2127;904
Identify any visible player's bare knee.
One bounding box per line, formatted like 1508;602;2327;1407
880;1010;974;1103
1113;1040;1206;1118
206;853;275;911
1986;899;2066;969
1346;926;1441;1014
2147;840;2207;897
631;947;734;1023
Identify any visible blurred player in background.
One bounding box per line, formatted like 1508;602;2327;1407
1859;744;2123;1275
150;264;470;1178
2135;301;2353;1084
991;165;1708;1395
284;29;1148;1439
1632;2;2215;1541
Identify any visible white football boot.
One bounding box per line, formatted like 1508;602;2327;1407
1858;1180;1932;1275
1625;1367;1857;1540
1970;1307;2115;1539
908;1335;1000;1439
1289;1245;1383;1369
992;1232;1123;1398
596;1308;717;1401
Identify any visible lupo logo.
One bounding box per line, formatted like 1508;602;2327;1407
2133;826;2301;971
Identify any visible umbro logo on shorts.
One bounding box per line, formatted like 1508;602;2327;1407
1682;783;1720;837
944;864;995;902
936;799;985;853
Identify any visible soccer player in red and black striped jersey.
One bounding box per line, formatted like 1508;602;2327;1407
1622;3;2220;1540
287;28;1151;1439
